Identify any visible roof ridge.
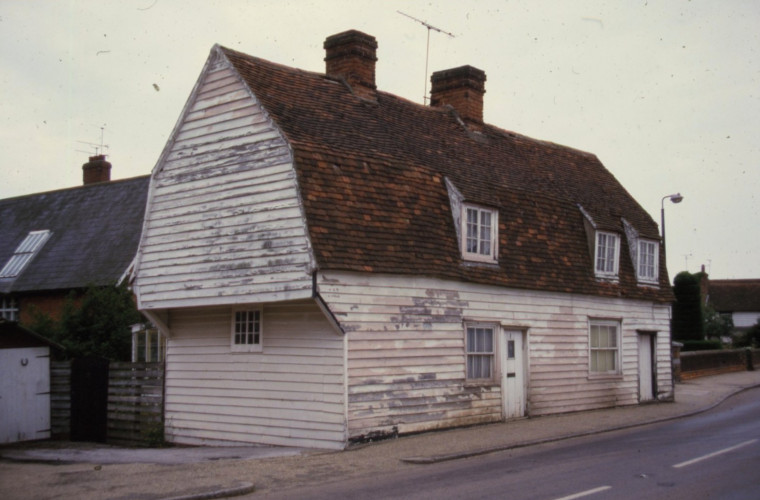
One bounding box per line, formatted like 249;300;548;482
0;174;150;204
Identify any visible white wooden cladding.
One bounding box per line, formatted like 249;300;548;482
163;301;347;449
135;51;314;310
318;271;672;440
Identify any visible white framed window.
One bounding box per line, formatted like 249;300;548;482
1;296;19;322
589;319;621;374
595;232;619;278
0;230;51;279
462;204;498;263
231;309;262;352
637;240;659;283
466;324;495;380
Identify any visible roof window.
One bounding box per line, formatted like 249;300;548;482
0;230;52;279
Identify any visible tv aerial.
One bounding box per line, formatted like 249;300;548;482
398;11;455;104
76;125;110;157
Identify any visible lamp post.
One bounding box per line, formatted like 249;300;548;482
660;193;683;251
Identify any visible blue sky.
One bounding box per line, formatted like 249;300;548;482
1;0;758;279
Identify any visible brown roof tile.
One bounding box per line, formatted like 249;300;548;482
221;46;672;302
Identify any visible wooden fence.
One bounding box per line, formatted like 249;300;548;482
50;361;71;440
50;360;164;446
107;362;164;446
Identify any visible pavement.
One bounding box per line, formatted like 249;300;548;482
1;370;759;500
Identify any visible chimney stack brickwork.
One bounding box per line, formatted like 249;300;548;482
324;30;378;100
82;155;112;185
430;65;487;123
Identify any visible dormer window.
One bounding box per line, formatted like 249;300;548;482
637;240;659;283
462;204;498;263
595;232;619;278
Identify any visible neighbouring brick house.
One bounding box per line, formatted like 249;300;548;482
133;30;675;450
0;156;149;327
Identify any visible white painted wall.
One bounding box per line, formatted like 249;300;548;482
732;311;760;329
163;300;346;449
135;48;314;311
0;347;51;443
318;271;672;440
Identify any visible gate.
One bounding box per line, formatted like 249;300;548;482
70;356;109;442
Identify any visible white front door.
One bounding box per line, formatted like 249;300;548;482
502;330;526;419
638;333;655;401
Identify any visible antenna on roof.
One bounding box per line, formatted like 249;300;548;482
76;125;110;157
397;10;455;104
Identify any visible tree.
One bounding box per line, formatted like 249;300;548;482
734;318;760;348
671;271;704;342
703;305;733;341
26;283;141;361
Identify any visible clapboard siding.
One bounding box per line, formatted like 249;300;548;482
162;300;346;449
317;271;672;440
135;53;313;310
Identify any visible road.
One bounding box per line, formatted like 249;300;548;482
255;387;760;499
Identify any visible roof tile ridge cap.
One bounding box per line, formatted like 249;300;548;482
219;44;331;80
483;123;598;159
0;175;149;203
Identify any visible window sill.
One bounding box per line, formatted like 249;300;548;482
587;372;623;381
230;347;263;354
464;379;498;388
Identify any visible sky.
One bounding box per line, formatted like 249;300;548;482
1;0;758;280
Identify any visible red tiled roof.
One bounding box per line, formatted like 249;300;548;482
708;279;760;312
221;46;672;302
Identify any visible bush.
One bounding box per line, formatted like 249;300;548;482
25;282;141;361
681;339;723;351
734;318;760;348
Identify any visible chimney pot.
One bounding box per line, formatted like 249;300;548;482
82;155;112;185
430;65;487;123
324;30;378;99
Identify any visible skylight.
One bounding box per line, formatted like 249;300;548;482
0;230;51;278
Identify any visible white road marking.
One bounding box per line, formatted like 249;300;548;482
553;485;612;500
673;439;758;469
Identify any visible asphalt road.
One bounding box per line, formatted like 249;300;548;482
254;387;760;500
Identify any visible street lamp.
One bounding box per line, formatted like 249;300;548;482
660;193;683;251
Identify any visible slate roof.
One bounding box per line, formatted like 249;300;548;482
221;46;673;303
708;279;760;312
0;176;150;294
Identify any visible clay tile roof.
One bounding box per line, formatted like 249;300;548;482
708;279;760;312
221;46;672;302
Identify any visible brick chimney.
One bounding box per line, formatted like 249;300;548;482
82;155;111;185
430;66;487;123
324;30;378;100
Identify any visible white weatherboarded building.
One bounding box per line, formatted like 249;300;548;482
134;31;675;450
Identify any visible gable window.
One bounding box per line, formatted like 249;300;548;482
463;205;498;263
1;296;18;322
637;240;659;283
231;309;262;352
589;319;621;374
0;230;51;279
466;324;494;380
595;232;619;278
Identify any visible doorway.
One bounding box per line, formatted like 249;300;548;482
638;332;657;402
502;330;526;419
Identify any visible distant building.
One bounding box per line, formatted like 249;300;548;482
706;278;760;336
